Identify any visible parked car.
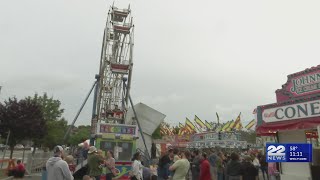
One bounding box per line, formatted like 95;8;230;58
0;144;5;151
0;144;9;151
30;147;38;152
14;144;24;149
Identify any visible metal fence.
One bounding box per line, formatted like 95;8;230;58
27;158;47;174
25;152;51;174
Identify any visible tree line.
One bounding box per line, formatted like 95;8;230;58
0;93;90;158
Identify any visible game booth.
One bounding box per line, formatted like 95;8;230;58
256;65;320;180
95;123;138;180
153;135;191;156
186;132;247;150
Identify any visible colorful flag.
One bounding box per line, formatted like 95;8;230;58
160;124;167;135
205;120;213;130
179;124;195;135
221;121;231;131
195;115;206;128
245;119;256;130
231;113;241;129
186;118;196;130
162;125;169;135
226;120;235;131
215;123;223;132
235;121;243;130
160;128;166;135
184;127;191;134
216;112;220;125
179;122;184;128
195;124;201;133
178;127;184;135
171;127;176;135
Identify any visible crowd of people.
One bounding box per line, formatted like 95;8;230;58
43;143;280;180
7;159;26;178
156;148;280;180
45;145;118;180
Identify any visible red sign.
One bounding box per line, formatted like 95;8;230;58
276;65;320;102
287;71;320;96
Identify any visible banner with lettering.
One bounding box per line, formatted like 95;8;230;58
97;123;138;136
262;99;320;123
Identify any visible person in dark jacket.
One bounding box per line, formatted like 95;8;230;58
191;150;201;180
158;149;173;180
240;156;258;180
208;149;218;180
258;154;268;180
226;152;242;180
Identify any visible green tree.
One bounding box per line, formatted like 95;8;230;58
0;98;46;158
68;125;91;146
239;130;256;144
42;119;68;149
152;125;162;139
26;93;64;122
26;93;66;150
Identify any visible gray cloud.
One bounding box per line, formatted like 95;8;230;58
1;0;320;127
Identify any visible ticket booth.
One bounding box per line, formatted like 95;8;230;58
256;65;320;180
95;123;138;180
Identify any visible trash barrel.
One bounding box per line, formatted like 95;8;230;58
41;166;47;180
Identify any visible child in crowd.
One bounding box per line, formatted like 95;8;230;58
14;160;26;178
65;155;75;173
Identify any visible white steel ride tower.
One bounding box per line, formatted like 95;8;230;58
93;5;134;132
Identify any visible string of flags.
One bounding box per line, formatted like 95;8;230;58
159;112;257;136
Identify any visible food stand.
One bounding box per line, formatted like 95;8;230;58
256;65;320;180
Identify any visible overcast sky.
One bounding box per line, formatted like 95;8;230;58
1;0;320;127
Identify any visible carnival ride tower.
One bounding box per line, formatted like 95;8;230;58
92;4;134;133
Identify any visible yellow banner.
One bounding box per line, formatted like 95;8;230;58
102;134;116;139
120;134;133;140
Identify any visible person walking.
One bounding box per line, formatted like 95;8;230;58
268;162;279;180
216;152;225;180
158;149;174;180
131;152;143;180
169;150;191;180
225;152;242;180
200;153;211;180
240;156;258;180
87;146;104;180
259;154;268;180
46;145;74;180
82;139;90;159
251;154;260;171
191;150;201;180
208;150;218;180
105;150;116;180
169;148;180;179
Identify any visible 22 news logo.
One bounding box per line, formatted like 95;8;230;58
266;144;286;162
